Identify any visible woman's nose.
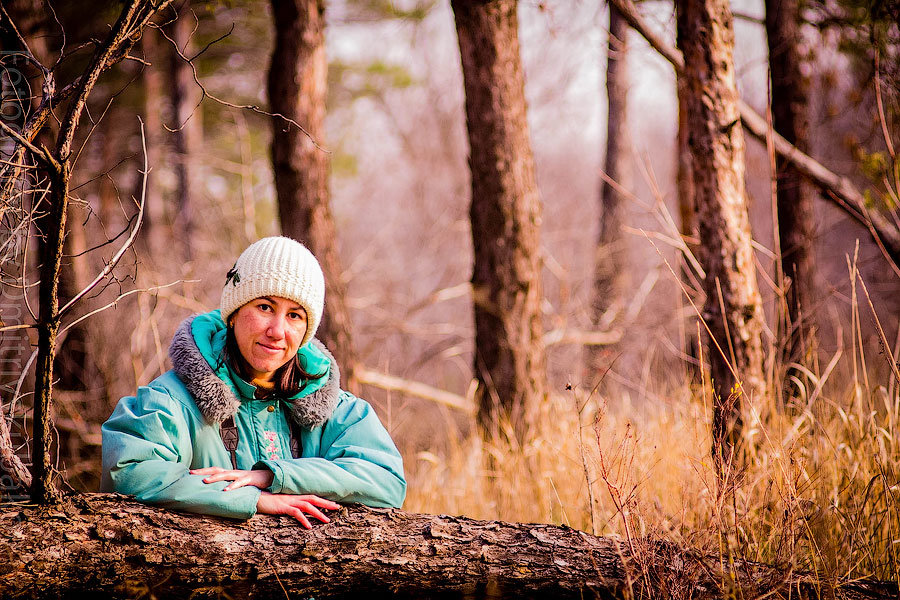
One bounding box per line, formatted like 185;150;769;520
266;315;286;338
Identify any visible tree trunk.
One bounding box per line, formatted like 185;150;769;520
676;77;696;251
31;160;68;505
676;0;768;461
53;201;92;393
169;2;199;263
609;0;900;273
588;3;631;383
676;74;700;372
0;494;897;600
268;0;360;393
20;22;95;398
18;8;65;507
765;0;817;376
138;24;167;259
450;0;547;438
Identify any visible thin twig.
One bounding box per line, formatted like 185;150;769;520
544;328;623;347
855;273;900;385
58;117;148;317
573;387;597;536
59;281;185;340
873;52;896;161
0;323;35;332
154;23;329;153
0;120;56;167
0;6;48;77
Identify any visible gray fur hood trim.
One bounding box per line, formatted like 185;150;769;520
168;315;341;429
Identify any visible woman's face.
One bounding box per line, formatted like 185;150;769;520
230;296;308;382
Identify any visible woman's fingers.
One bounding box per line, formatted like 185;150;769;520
190;466;225;476
196;469;249;484
256;492;340;527
298;495;341;510
194;468;273;490
223;476;250;491
298;502;330;524
289;508;312;530
201;470;238;484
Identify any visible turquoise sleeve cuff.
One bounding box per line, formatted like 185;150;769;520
253;460;286;494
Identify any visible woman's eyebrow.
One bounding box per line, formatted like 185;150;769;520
260;296;303;311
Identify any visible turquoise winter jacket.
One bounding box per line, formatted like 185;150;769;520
101;310;406;519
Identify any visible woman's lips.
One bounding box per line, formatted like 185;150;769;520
257;342;284;353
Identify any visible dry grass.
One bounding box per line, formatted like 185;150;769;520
404;337;900;584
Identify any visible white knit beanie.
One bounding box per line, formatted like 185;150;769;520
220;236;325;348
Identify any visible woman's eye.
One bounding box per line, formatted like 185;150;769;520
258;303;272;312
289;312;306;321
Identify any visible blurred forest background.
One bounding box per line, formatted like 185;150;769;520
1;0;899;587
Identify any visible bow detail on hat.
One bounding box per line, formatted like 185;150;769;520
225;264;240;286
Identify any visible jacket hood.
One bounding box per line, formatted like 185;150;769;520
168;311;341;429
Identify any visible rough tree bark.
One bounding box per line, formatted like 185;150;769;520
588;3;631;383
0;494;896;600
676;0;768;458
53;202;90;393
765;0;817;374
268;0;360;393
31;158;69;506
676;77;696;256
450;0;547;437
676;74;701;371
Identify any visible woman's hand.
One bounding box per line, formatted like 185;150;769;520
190;466;274;491
256;491;341;529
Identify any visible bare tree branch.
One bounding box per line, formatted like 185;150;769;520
153;21;327;151
356;367;475;414
0;4;49;78
58;117;148;317
0;120;55;167
0;323;35;332
609;0;900;269
60;281;185;341
20;0;176;505
55;2;174;160
544;328;623;347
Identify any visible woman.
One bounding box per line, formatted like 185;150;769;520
102;237;406;528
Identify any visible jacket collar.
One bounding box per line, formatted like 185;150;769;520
168;313;341;429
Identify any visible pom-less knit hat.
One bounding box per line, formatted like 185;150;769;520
220;236;325;348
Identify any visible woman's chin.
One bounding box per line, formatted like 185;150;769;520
248;358;281;380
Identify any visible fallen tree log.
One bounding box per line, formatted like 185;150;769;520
0;493;896;599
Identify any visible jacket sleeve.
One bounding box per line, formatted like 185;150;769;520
253;392;406;508
101;386;261;519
